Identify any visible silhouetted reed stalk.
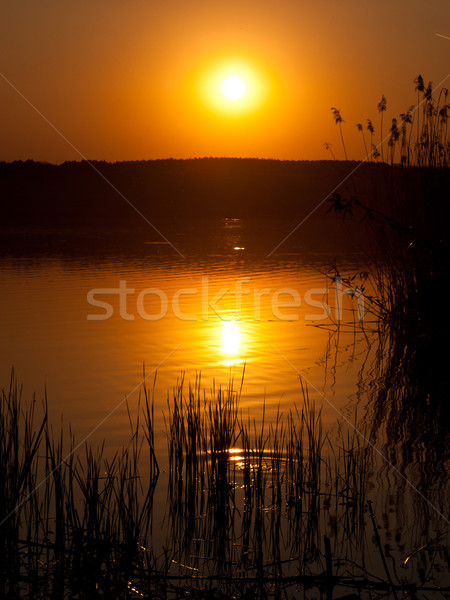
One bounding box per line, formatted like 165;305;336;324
164;376;378;589
1;370;448;598
399;76;449;166
357;123;369;157
331;108;348;160
330;75;449;165
326;106;449;565
327;158;449;340
378;95;387;162
0;372;159;598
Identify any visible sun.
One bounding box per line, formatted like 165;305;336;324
192;54;275;116
221;76;246;100
222;321;240;354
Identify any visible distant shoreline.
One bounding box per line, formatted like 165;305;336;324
0;158;393;229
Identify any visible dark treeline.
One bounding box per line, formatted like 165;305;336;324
1;158;383;228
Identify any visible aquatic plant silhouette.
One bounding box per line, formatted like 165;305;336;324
364;119;378;162
326;156;450;500
2;369;447;598
388;118;400;165
328;75;449;166
414;75;425;142
399;108;413;164
356;123;369;157
331;107;348;160
377;94;387;162
324;142;336;160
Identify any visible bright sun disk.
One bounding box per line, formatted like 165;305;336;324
221;76;246;100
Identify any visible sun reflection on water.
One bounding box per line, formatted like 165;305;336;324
221;321;242;365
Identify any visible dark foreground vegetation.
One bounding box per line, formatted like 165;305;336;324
0;371;448;599
327;154;449;461
324;77;450;463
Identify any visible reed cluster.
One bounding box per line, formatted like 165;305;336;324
329;75;449;167
165;377;371;587
1;371;448;598
0;371;159;598
326;79;449;503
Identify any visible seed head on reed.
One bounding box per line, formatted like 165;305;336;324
356;123;369;158
330;107;348;160
377;95;387;161
324;142;336;160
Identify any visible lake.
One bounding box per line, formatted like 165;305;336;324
1;212;448;596
0;218;373;450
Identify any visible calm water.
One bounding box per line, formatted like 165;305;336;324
1;217;449;593
0;218;372;451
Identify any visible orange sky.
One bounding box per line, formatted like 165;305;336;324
0;0;448;162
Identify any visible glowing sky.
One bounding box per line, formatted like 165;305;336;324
0;0;448;162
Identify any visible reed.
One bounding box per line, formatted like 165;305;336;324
331;107;348;160
329;75;449;166
1;371;448;598
326;79;449;523
0;373;159;597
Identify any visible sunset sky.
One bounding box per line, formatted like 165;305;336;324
0;0;448;163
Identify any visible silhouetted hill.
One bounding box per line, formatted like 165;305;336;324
0;158;384;228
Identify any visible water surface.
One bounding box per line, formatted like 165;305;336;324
0;218;371;450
